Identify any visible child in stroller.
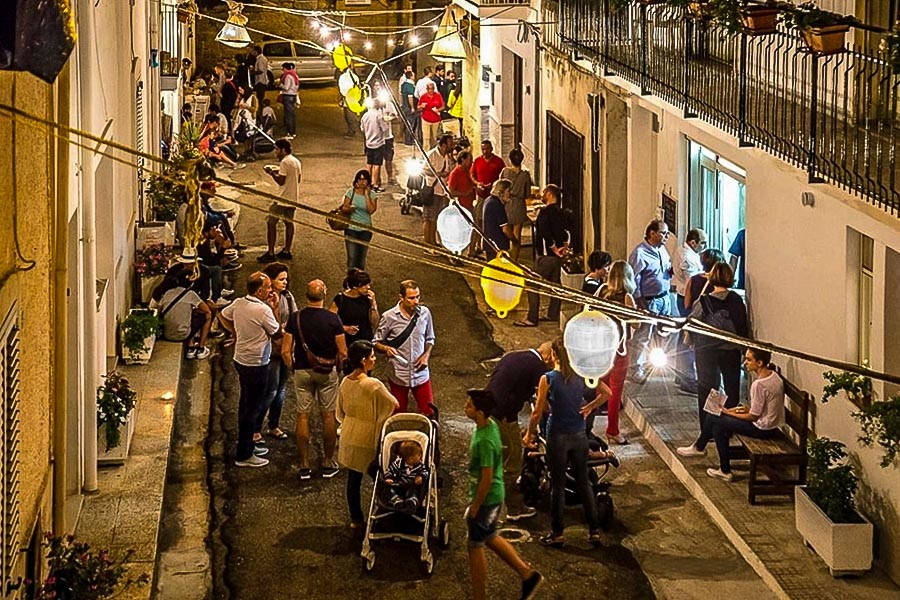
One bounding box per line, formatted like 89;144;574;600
384;440;429;514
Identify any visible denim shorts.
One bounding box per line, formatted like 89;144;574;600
466;503;502;548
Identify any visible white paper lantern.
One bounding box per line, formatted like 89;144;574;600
338;70;358;96
563;307;622;388
436;204;473;254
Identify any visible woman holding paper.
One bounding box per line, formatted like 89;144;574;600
688;262;748;430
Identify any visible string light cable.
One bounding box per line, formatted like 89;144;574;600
2;102;898;386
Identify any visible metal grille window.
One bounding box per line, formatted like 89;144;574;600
858;233;874;369
0;308;21;596
136;80;146;221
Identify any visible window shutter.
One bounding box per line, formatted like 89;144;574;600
0;309;21;596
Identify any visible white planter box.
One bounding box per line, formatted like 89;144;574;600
140;274;164;305
795;486;873;576
136;221;176;248
560;270;584;290
98;409;136;465
122;308;158;365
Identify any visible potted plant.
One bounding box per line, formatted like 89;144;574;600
96;372;139;463
882;24;900;75
853;394;900;468
795;437;873;576
821;369;873;405
134;243;174;304
147;123;213;225
120;308;160;364
780;1;856;55
38;532;150;599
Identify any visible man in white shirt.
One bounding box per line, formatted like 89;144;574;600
360;102;391;191
677;347;785;482
671;228;707;394
422;134;453;247
380;100;398;185
414;66;434;101
251;45;269;120
258;139;301;263
218;272;281;467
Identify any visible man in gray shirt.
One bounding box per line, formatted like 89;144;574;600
361;105;391;191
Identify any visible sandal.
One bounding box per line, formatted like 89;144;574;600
267;428;289;439
539;533;565;548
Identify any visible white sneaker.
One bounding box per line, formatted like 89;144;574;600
194;347;211;360
676;445;706;457
706;468;733;482
253;446;269;457
235;455;269;468
221;289;235;298
215;297;231;307
185;347;197;359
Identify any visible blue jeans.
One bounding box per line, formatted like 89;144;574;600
548;432;600;535
630;294;672;375
696;413;777;473
345;228;373;271
234;362;273;461
466;503;502;547
675;294;696;386
282;94;297;135
256;357;289;432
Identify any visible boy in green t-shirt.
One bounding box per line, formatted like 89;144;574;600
464;389;543;600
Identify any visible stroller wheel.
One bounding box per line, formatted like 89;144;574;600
420;552;434;576
437;519;450;549
400;197;411;215
596;494;614;531
362;551;376;573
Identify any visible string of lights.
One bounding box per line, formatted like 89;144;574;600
2;102;898;387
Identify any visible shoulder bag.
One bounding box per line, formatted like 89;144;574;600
381;309;421;349
292;311;338;374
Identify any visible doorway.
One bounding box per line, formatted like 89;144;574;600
513;54;523;150
687;139;745;259
546;113;585;252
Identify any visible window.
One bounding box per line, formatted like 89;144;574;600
687;140;746;276
0;307;21;594
858;234;874;368
263;42;293;58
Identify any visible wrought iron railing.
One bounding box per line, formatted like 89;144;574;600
555;0;900;217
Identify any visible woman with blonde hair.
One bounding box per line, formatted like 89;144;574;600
594;260;636;444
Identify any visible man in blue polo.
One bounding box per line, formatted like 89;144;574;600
627;219;673;384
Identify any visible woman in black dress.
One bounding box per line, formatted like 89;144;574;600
329;268;379;350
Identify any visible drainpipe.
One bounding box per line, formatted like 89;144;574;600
77;0;99;493
53;63;71;531
533;29;542;186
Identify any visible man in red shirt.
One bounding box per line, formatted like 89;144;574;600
470;141;506;256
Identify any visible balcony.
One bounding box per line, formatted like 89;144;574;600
552;0;899;218
453;0;533;21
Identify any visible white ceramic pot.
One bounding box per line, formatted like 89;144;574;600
795;485;873;576
98;409;137;465
122;308;157;365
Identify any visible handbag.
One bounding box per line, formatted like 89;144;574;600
326;205;349;231
292;311;338;374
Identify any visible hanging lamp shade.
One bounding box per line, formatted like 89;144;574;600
332;43;354;71
338;70;359;96
430;6;467;62
345;85;367;114
563;307;623;388
436;204;473;254
480;254;524;319
216;1;251;48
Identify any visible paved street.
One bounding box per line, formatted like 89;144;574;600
205;86;775;600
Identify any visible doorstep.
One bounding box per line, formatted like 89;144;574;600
75;341;183;600
623;376;899;600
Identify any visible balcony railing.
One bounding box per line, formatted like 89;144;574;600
555;0;900;217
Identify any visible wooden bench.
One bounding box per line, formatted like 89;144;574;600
733;367;810;504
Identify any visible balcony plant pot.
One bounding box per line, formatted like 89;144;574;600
741;6;778;35
801;24;850;55
795;486;873;576
98;409;136;465
121;308;159;365
687;1;712;21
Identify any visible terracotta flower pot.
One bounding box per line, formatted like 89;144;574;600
741;7;778;35
801;24;850;55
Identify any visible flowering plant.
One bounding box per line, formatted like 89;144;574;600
97;372;138;450
821;369;873;404
38;532;150;600
134;243;174;277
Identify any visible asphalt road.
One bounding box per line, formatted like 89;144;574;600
205;85;773;600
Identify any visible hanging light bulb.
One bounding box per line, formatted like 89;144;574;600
410;34;419;45
310;19;321;31
432;25;439;32
364;39;373;51
386;38;395;48
430;6;467;62
437;204;474;255
480;254;524;319
216;1;252;48
342;30;352;42
563;308;623;388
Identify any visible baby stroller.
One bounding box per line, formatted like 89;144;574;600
361;412;449;575
400;157;426;215
518;431;616;530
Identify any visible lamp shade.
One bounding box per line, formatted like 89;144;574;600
563;308;623;388
217;1;251;48
430;6;467;62
332;43;354;71
346;85;367;114
480;254;524;319
338;70;358;96
437;204;473;254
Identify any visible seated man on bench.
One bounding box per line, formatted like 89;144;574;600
676;347;785;482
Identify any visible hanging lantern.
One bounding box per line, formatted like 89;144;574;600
436;204;473;254
345;85;367;114
563;308;623;388
338;70;359;96
430;6;467;62
216;1;252;48
480;254;524;319
332;43;354;71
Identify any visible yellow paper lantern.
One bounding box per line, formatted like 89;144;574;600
332;43;354;71
563;307;623;388
480;254;524;319
346;85;367;114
